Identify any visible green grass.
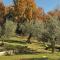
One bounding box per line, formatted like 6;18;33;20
0;53;60;60
0;36;60;60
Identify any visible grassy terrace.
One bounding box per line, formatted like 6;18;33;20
0;36;60;60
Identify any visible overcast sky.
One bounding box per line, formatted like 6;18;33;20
3;0;60;13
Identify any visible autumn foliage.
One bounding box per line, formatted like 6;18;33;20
0;0;60;23
48;9;60;17
0;2;5;25
13;0;45;22
0;2;5;17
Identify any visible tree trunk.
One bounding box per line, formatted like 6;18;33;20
51;39;55;53
26;33;32;43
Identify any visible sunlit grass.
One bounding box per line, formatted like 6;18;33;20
0;53;60;60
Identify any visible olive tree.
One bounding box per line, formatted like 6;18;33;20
5;20;17;38
16;20;45;43
44;16;60;53
0;20;17;44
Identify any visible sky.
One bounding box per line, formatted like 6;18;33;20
35;0;60;12
3;0;60;13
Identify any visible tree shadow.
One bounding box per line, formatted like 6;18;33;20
1;39;27;44
21;58;48;60
15;46;41;54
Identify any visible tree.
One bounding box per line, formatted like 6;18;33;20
13;0;37;22
0;20;17;44
0;2;5;17
43;16;60;53
0;2;5;25
5;20;17;38
0;2;6;45
16;19;45;43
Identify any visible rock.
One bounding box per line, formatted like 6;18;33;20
0;51;6;56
